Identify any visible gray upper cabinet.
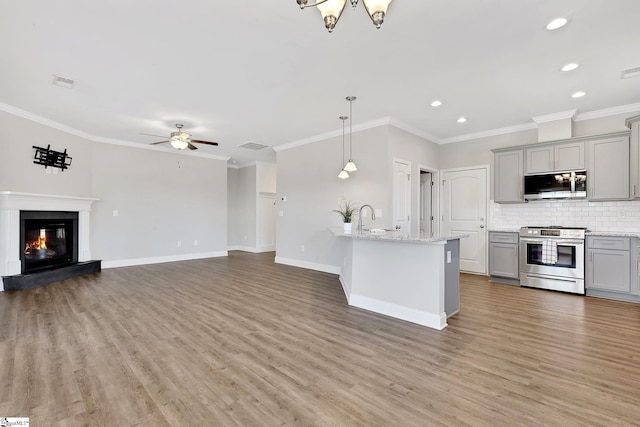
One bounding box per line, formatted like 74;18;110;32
493;149;524;203
525;141;585;174
627;115;640;198
587;136;630;201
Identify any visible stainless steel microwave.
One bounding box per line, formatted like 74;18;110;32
524;171;587;200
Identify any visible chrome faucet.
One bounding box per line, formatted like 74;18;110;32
357;204;376;233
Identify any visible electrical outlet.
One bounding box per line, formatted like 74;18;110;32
301;245;305;252
375;209;382;217
177;241;182;247
244;235;247;241
113;210;119;217
194;240;199;246
279;210;284;217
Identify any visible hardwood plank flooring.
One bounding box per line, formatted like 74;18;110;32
1;251;640;426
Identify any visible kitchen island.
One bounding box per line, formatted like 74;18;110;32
331;228;464;330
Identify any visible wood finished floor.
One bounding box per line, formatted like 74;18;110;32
1;251;640;426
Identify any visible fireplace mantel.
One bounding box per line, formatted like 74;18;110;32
0;191;99;290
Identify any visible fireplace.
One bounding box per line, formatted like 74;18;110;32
1;192;100;291
21;211;78;274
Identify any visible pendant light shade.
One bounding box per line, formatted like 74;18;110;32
296;0;392;32
338;169;350;179
316;0;347;33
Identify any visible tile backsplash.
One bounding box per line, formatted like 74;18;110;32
489;199;640;232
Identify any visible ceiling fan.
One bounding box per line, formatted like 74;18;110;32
140;124;219;150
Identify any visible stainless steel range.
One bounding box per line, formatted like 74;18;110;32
519;226;587;294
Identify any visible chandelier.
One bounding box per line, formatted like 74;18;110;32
296;0;393;33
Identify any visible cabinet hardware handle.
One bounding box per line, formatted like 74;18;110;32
589;252;593;262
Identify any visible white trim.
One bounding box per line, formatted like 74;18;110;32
227;245;274;253
440;122;538;144
387;118;441;143
274;117;392;152
0;102;229;161
349;293;447;330
575;102;640;121
339;275;350;303
102;251;228;269
274;256;340;275
532;109;578;123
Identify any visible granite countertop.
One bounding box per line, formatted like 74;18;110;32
329;227;467;243
586;231;640;238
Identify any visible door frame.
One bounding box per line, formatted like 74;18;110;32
440;164;490;275
392;158;412;232
419;165;439;237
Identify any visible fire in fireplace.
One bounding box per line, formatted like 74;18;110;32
20;211;78;274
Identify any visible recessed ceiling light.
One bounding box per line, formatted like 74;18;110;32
547;18;568;30
457;117;467;123
430;100;442;107
561;63;579;72
571;91;586;98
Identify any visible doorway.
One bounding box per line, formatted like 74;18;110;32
419;169;435;236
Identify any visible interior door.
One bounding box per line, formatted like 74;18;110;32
257;195;276;251
441;167;488;274
393;159;411;232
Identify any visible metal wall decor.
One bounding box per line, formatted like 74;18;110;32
33;145;73;171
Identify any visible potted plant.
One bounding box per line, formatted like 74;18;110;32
333;198;357;233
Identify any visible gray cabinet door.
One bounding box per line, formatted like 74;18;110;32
525;146;554;174
588;136;630;200
494;150;524;203
628;116;640;198
587;249;631;293
489;243;519;279
555;142;585;171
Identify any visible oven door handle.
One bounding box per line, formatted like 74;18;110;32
520;238;584;245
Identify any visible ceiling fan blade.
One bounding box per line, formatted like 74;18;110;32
140;132;168;138
150;140;169;145
190;139;219;146
186;141;198;150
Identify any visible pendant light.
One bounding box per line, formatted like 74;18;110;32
343;96;358;172
338;116;350;179
296;0;393;33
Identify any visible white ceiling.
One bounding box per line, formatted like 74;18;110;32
2;0;640;164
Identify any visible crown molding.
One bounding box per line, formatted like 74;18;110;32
575;102;640;121
532;109;578;124
274;117;392;152
387;118;441;143
439;122;538;144
0;102;230;161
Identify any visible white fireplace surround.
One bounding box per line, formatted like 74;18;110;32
0;191;99;291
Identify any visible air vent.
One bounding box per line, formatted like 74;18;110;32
238;141;269;150
53;75;76;88
621;66;640;80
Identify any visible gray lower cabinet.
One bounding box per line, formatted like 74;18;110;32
586;236;640;303
489;232;519;285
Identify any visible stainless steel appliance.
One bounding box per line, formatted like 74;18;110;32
519;226;586;294
524;171;587;200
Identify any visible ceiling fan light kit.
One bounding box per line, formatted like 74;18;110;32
142;123;219;151
296;0;392;33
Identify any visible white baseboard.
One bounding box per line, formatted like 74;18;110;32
349;293;448;330
339;276;350;303
274;257;340;275
227;245;275;253
102;251;228;269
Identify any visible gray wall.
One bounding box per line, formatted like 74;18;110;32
227;165;257;248
0;110;228;264
275;124;436;271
